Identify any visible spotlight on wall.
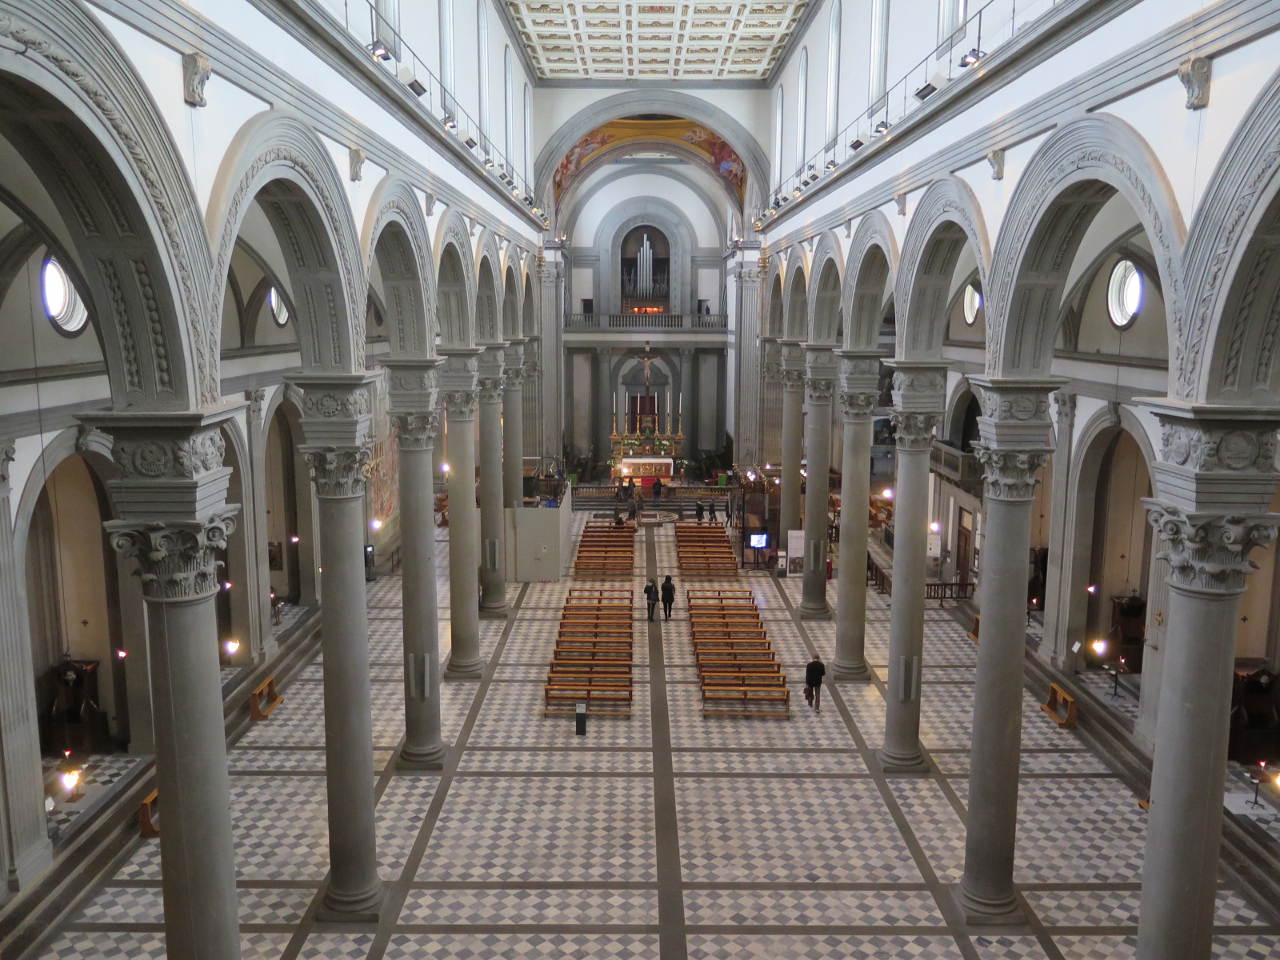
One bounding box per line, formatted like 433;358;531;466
914;79;937;100
929;521;941;533
367;39;391;61
873;119;892;136
484;157;495;168
397;67;426;96
222;580;233;591
463;134;478;149
791;188;803;199
1086;584;1098;594
370;517;384;532
752;218;764;231
959;47;987;68
848;136;865;151
223;638;241;657
443;114;457;131
825;159;838;171
115;648;128;660
441;462;451;474
882;487;894;500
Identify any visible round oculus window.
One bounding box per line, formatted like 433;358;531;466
1107;259;1143;330
41;259;88;335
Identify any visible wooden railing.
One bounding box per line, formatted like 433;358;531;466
930;439;985;498
866;553;973;603
566;313;728;332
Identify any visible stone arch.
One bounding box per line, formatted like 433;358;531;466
593;199;699;315
1181;64;1280;405
985;115;1186;380
943;376;979;447
560;162;729;250
842;210;900;351
0;1;212;408
474;236;503;344
522;270;536;337
895;177;991;361
764;254;787;338
502;263;520;339
434;209;477;348
783;249;809;340
360;175;437;357
806;232;844;345
258;385;319;607
533;90;771;214
206;111;366;373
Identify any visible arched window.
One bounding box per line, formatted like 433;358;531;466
523;83;533;185
825;1;841;145
869;0;889;102
477;1;489;133
795;47;808;173
504;46;514;163
439;0;454;96
773;85;784;185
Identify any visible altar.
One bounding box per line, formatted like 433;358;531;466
618;456;673;479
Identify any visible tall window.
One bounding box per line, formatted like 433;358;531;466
868;0;889;103
503;46;515;164
773;85;784;185
523;83;533;185
439;0;454;100
825;1;841;145
477;1;489;134
795;48;808;173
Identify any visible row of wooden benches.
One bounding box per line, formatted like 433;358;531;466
675;521;740;578
545;587;635;716
686;587;790;719
574;522;636;578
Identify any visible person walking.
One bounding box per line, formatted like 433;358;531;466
644;577;659;622
708;498;718;523
652;476;663;501
805;654;827;713
695;500;705;522
660;575;676;620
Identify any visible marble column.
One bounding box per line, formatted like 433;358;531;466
879;363;945;773
293;375;384;920
731;257;765;468
385;358;447;770
503;341;527;507
958;379;1057;924
833;353;881;679
595;346;612;464
779;342;806;541
1136;410;1279;960
477;346;508;617
0;441;53;898
94;413;242;956
440;349;483;678
799;349;837;619
539;255;564;464
679;347;696;456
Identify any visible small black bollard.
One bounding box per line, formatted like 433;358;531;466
575;701;587;736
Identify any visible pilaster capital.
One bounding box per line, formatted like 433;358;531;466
106;509;240;602
394;412;442;451
887;360;946;414
971;377;1062;451
891;411;940;451
733;263;764;284
1050;389;1077;429
382;357;442;416
973;446;1050;502
302;444;373;499
1144;501;1279;595
805;376;835;406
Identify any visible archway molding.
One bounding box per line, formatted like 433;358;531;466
984;114;1186;380
434;208;477;348
782;247;809;341
806;231;844;345
361;175;437;357
842;210;899;351
592;199;699;315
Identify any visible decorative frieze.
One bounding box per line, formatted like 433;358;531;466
394;412;441;452
891;412;940;451
974;446;1050;502
303;445;372;499
1144;503;1277;594
106;510;240;602
1159;421;1276;473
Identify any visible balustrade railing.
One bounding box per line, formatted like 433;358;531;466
565;313;728;332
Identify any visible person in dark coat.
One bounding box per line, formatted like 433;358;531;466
660;575;676;620
644;578;659;621
707;498;718;522
805;654;827;713
652;476;663;501
695;501;705;521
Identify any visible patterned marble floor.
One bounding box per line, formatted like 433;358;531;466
30;519;1280;960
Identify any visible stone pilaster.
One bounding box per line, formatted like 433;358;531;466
879;362;945;773
958;378;1059;924
1136;406;1280;960
539;255;564;462
732;259;765;468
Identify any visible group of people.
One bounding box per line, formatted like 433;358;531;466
644;575;677;621
615;476;665;501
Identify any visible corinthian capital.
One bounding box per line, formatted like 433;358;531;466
1144;502;1278;595
395;412;441;451
107;509;240;602
304;445;372;499
974;446;1049;502
891;411;939;451
442;389;479;420
805;376;835;405
781;367;805;390
477;376;505;403
503;364;527;389
839;391;878;422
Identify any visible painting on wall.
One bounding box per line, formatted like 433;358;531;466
552;117;747;207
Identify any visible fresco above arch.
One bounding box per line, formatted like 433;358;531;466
552;116;746;206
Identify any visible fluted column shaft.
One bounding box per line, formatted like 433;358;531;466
1136;412;1279;960
731;259;765;468
503;360;526;507
477;354;508;616
395;413;445;768
799;353;836;619
834;361;879;678
779;366;805;540
959;379;1057;923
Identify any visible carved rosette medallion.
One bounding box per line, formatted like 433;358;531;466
304;445;373;499
1159;422;1277;473
839;391;878;423
974;446;1049;502
442;389;479;420
891;412;939;452
107;510;240;602
113;429;226;481
805;376;835;406
395;412;441;452
1144;502;1278;595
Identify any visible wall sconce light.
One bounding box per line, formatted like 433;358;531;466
223;638;241;657
290;535;301;544
882;487;894;500
929;521;941;533
370;518;384;532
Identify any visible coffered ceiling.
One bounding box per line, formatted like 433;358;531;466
505;2;811;81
